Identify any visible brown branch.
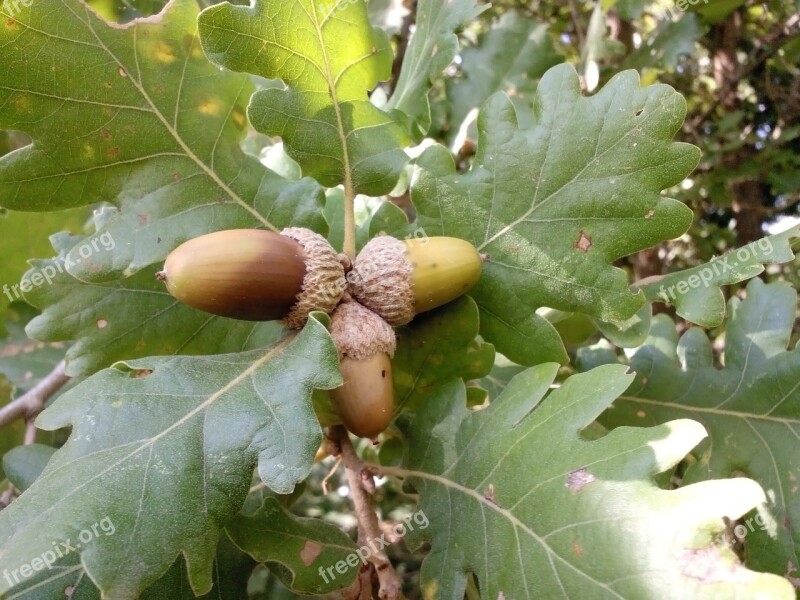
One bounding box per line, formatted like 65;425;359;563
0;361;69;428
690;11;800;129
329;425;403;600
389;0;417;95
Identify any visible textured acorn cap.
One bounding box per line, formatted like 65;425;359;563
281;227;346;329
348;236;414;326
329;298;396;361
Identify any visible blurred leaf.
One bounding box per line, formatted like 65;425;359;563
387;0;486;139
447;11;562;141
0;374;20;480
410;65;699;366
198;0;409;196
0;318;340;599
0;209;87;321
625;13;703;70
394;367;793;598
0;302;66;393
2;443;56;491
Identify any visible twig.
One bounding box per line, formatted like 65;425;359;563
389;0;417;95
321;456;342;494
23;420;37;445
329;426;403;600
568;0;585;50
690;11;800;129
0;361;69;428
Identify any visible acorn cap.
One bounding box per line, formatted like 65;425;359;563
347;236;415;326
329;297;396;361
281;227;346;329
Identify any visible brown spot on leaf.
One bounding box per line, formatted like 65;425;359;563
96;319;108;329
137;213;150;225
484;483;498;506
101;129;111;140
566;467;595;492
5;18;17;29
645;209;655;219
636;410;646;418
131;369;153;378
300;539;323;567
573;229;592;253
572;539;584;558
106;147;120;158
118;67;127;78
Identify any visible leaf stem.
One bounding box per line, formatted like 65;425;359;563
343;181;357;259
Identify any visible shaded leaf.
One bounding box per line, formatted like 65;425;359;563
393;296;494;415
228;496;358;594
0;318;340;599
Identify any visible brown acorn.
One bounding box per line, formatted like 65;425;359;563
157;228;345;328
328;298;395;439
348;235;483;326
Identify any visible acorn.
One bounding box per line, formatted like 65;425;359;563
328;298;396;439
156;228;346;328
347;235;483;326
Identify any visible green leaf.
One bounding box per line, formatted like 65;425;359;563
227;496;358;594
3;536;256;600
0;0;325;282
639;227;800;327
393;296;494;415
582;278;800;577
390;367;794;598
410;65;699;366
24;233;284;377
0;318;340;599
447;11;563;139
2;443;55;491
387;0;486;139
198;0;410;196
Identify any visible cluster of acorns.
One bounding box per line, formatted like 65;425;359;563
156;228;483;439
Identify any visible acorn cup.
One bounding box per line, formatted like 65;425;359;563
328;298;396;439
156;227;346;328
347;235;483;326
